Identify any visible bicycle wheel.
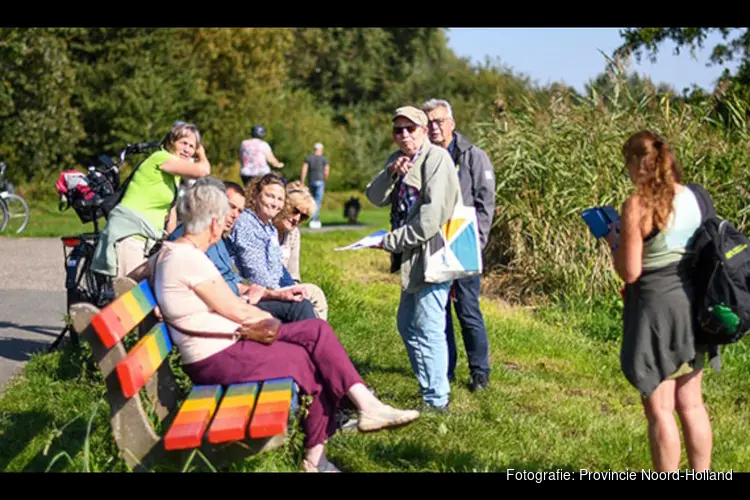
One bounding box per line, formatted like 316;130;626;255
0;198;7;232
1;193;30;234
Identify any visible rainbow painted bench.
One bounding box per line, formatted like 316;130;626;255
69;277;300;471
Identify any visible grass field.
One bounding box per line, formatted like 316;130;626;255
1;225;749;473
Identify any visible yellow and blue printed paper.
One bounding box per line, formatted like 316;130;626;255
424;202;483;283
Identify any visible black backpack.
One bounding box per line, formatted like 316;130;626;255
688;183;750;345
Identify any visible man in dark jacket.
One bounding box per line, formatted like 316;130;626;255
422;98;496;392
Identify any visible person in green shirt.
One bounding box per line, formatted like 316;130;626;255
92;121;211;278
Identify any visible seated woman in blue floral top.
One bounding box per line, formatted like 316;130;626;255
227;172;298;290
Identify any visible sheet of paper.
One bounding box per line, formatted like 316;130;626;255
333;229;387;251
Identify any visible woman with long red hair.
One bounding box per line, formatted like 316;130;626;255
605;130;719;472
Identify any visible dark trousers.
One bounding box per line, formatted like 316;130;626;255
240;174;256;186
445;274;491;379
257;299;316;323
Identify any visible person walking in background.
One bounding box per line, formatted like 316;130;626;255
300;142;329;229
422;98;496;392
239;124;284;186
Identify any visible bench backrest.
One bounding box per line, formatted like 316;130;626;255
89;280;175;399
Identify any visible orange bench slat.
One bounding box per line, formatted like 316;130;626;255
248;378;294;439
207;383;259;444
91;280;157;349
248;412;289;437
115;323;173;398
164;385;222;451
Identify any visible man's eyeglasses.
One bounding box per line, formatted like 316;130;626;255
428;117;450;128
393;124;418;136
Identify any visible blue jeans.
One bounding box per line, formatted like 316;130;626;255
309;180;325;222
397;281;452;408
445;275;491;380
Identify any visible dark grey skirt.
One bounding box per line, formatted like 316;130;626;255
621;260;720;398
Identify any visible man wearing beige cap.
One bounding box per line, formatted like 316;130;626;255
366;105;461;412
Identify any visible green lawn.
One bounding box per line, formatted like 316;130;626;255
1;227;749;473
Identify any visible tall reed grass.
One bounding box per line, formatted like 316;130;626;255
479;58;750;306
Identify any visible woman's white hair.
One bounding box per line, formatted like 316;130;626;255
180;177;229;234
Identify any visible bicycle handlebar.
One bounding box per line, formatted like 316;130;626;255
91;141;162;175
118;141;161;164
122;141;161;158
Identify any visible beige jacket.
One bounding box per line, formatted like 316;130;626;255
366;141;461;292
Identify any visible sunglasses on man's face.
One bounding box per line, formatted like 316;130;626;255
393;124;418;136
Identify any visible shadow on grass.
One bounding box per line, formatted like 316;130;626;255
352;357;414;379
0;409;89;472
28;340;100;384
356;439;581;473
27;413;94;472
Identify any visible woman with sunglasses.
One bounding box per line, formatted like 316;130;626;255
272;181;329;320
273;181;314;281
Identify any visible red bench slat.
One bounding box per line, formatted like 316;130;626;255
207;383;259;444
115;323;173;398
248;378;294;439
164;385;222;450
91;280;157;348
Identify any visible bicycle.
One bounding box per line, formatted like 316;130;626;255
0;161;31;234
50;141;161;351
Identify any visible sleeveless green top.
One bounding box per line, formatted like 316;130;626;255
119;150;180;233
642;188;702;270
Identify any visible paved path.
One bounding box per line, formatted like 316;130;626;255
301;223;366;233
0;237;67;394
0;224;368;394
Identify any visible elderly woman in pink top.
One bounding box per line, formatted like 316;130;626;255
149;178;419;472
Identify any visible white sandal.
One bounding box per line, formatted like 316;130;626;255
301;458;341;472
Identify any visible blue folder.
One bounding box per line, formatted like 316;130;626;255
581;205;620;238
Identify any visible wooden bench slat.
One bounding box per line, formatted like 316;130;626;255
91;279;157;349
91;306;125;349
248;378;294;438
207;382;259;444
115;323;173;398
134;280;157;311
164;385;223;451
